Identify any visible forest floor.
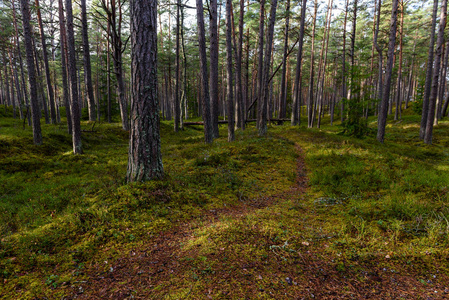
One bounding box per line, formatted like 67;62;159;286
1;107;449;299
62;142;449;300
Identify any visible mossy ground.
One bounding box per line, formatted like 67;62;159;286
1;106;448;299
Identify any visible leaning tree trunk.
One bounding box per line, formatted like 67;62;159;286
65;0;83;153
81;0;96;121
420;0;439;139
196;0;213;143
127;0;163;182
425;0;447;144
291;0;307;126
19;0;42;145
377;0;399;143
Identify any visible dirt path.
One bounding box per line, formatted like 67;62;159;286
64;143;449;299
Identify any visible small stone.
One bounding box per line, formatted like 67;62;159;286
286;277;293;285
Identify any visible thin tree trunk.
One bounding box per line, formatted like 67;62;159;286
279;0;290;120
174;0;181;132
374;0;383;110
317;0;333;128
291;0;307;126
420;0;439;139
377;0;399;143
341;0;349;123
20;0;42;145
65;0;83;153
308;0;318;128
11;0;30;125
259;0;278;136
81;0;96;121
35;0;57;124
196;0;213;143
256;0;266;129
425;0;447;144
394;0;404;121
236;0;245;130
437;40;448;120
58;0;72;134
226;0;235;141
210;0;220;138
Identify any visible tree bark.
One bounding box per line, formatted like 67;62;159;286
81;0;96;121
65;0;83;153
58;0;72;134
258;0;278;136
11;0;31;125
35;0;57;124
291;0;307;126
279;0;290;120
394;0;404;121
19;0;42;145
235;0;245;130
420;0;439;139
127;0;163;182
226;0;235;142
174;0;181;132
377;0;399;143
209;0;220;138
307;0;318;128
256;0;265;129
196;0;213;143
425;0;447;144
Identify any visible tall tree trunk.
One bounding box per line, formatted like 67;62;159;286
425;0;447;144
196;0;213;143
374;0;383;110
341;0;349;123
394;0;404;121
256;0;266;129
377;0;399;143
65;0;83;153
127;0;163;182
11;0;31;125
317;0;333;128
291;0;307;126
258;0;278;136
235;0;245;130
209;0;220;138
347;0;358;102
436;40;448;121
174;0;181;132
420;0;439;139
226;0;235;142
19;0;42;145
58;0;72;134
279;0;290;120
308;0;318;128
81;0;96;121
35;0;57;124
